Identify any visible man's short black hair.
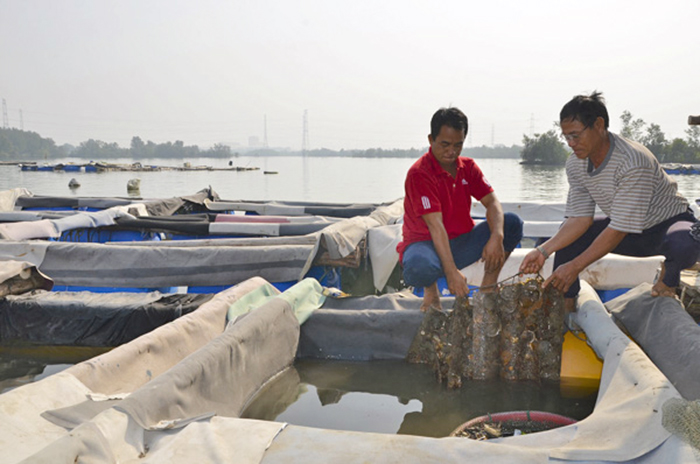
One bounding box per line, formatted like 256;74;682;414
560;91;609;129
431;107;469;139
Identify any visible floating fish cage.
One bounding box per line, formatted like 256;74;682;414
0;277;697;463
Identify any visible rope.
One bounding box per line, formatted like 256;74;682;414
565;317;588;342
471;272;542;291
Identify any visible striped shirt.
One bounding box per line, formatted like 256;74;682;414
565;132;688;233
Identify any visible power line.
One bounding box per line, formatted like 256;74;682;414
2;99;8;129
263;114;268;148
301;109;309;155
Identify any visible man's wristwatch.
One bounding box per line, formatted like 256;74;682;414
536;245;550;259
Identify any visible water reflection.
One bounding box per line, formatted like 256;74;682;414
0;346;110;394
241;359;597;438
517;164;569;202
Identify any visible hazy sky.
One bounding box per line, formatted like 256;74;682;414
1;0;698;151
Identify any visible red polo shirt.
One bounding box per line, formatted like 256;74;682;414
397;149;493;257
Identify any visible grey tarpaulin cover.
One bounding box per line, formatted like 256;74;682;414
31;241;315;287
114;296;299;429
605;282;700;401
203;198;385;218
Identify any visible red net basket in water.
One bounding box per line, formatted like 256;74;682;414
450;410;577;439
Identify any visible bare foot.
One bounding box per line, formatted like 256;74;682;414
651;263;677;298
420;282;442;312
564;298;576;316
651;281;677;298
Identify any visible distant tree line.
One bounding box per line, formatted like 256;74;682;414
243;145;521;159
619;111;700;163
519;112;700;165
0;128;524;161
0;130;236;161
12;116;696;164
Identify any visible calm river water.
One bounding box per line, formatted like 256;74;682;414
3;156;699;204
2;156;700;205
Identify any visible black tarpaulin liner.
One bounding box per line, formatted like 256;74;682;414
115;215;212;235
298;307;424;360
15;196;134;209
0;291;213;346
113;215;333;237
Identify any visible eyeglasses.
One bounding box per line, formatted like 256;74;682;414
561;126;589;142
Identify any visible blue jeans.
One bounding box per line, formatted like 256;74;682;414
402;212;524;288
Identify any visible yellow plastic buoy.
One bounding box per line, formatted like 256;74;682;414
560;331;603;398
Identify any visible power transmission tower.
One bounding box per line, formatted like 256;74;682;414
19;109;24;130
2;99;8;129
301;110;309;155
530;113;534;136
263;114;269;148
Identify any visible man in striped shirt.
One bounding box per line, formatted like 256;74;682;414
520;92;699;312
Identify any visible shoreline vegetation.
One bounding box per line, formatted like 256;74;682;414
1;110;698;165
0;127;523;161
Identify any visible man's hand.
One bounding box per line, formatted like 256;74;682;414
445;268;469;298
543;261;580;293
481;236;505;273
519;248;545;275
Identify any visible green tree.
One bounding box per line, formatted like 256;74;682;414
685;126;700;150
641;123;667;160
664;138;699;164
619;111;645;141
0;128;61;160
130;136;146;158
520;130;569;165
0;132;14;159
204;143;231;157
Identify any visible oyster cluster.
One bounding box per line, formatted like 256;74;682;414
407;278;564;387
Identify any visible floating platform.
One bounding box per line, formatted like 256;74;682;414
18;161;259;173
662;163;700;175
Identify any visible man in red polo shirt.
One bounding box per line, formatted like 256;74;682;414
398;107;523;310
